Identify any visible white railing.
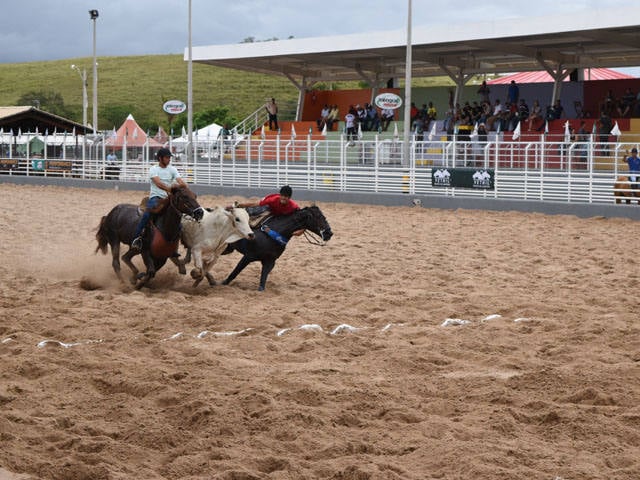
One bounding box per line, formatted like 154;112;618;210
1;132;639;205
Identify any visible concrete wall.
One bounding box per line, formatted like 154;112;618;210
3;175;640;221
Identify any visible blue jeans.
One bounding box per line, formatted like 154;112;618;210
134;196;163;238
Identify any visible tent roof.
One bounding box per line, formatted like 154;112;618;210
0;106;90;134
106;114;162;148
487;68;635;84
189;7;640;82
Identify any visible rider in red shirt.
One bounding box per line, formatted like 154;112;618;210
235;185;304;238
237;185;299;215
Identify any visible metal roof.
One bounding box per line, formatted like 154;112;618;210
189;7;640;83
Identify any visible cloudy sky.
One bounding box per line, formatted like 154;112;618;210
0;0;637;66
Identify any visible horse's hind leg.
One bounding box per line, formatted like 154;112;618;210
121;248;141;284
222;256;252;287
258;260;276;291
110;242;125;281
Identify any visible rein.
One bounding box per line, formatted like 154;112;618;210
303;230;326;246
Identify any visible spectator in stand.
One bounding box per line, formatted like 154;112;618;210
478;101;491;125
477;80;491;104
344;106;357;142
502;101;518;131
507;80;520;106
576;120;588;163
326;105;339;131
471;101;482;125
419;103;428;121
486;99;503;131
317;104;330;131
409;102;419;124
412;112;425;144
473;122;488;166
427;102;437;121
365;103;380;132
598;111;613;156
517;99;529;126
601;90;617;116
380;107;395;131
528;100;542;131
355;104;367;130
546;99;564;121
619;88;635;117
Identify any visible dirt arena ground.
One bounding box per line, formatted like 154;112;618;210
1;182;639;480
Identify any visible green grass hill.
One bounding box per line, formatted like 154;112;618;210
0;54;302;133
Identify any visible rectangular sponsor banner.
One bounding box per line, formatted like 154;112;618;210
45;160;73;172
31;159;45;171
0;158;19;170
431;167;494;190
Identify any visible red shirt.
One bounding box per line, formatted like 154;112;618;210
259;193;299;216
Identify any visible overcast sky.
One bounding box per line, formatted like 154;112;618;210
0;0;637;69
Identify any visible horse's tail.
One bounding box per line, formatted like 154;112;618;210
95;215;110;255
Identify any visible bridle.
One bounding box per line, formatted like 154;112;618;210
169;188;203;220
301;208;330;246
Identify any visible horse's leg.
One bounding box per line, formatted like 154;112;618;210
110;241;123;281
258;259;276;291
222;255;252;286
134;250;155;289
170;256;187;275
121;247;141;283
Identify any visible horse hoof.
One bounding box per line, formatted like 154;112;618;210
190;269;203;280
258;286;265;291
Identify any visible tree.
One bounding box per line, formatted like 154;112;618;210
172;107;238;131
17;90;71;118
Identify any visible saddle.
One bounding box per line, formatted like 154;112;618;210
139;196;169;214
249;210;271;229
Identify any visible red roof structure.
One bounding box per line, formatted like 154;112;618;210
105;114;162;148
487;68;635;84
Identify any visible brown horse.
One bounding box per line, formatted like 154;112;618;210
614;176;640;204
614;149;640;204
95;185;204;288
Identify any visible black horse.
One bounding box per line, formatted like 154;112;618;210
221;205;333;291
95;185;204;289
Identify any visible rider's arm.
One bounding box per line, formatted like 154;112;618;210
175;177;187;188
236;199;260;208
151;176;171;193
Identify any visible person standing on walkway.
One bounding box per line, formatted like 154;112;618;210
266;98;279;131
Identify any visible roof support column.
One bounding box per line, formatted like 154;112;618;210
439;64;473;108
285;73;307;121
537;59;572;106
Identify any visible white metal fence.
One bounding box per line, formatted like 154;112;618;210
1;132;638;205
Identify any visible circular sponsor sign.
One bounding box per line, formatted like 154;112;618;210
163;100;186;115
374;93;403;110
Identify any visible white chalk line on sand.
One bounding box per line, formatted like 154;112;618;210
3;314;534;350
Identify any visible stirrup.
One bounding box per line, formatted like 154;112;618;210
131;237;143;249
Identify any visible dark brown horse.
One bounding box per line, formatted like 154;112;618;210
95;185;204;288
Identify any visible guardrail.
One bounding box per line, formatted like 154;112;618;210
2;133;638;205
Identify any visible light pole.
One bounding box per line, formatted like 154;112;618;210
89;9;99;133
402;0;412;167
71;64;88;127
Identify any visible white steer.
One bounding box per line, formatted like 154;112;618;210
178;207;254;287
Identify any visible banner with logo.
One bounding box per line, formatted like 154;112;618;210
431;167;494;189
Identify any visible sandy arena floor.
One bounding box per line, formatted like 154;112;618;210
1;183;639;480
